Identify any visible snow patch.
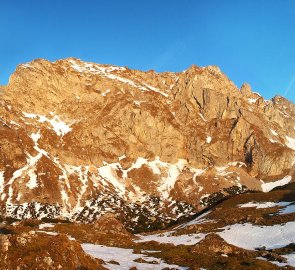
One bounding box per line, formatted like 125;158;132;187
261;176;292;192
283;253;295;267
157;159;187;199
26;168;38;189
192;169;205;181
31;132;41;143
23;112;37;118
98;163;125;196
0;172;4;193
69;59;168;97
279;203;295;215
134;100;142;106
285;136;295;150
270;129;278;136
248;98;259;104
23;112;73;136
198;113;207;121
46;115;72;136
20;63;33;69
39;223;55;229
218;221;295;250
270;139;279;144
82;244;187;270
238;201;291;209
135;231;206;246
101;89;111;96
118;154;126;161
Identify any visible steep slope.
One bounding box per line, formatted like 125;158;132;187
0;58;294;230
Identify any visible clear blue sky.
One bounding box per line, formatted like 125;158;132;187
1;0;294;102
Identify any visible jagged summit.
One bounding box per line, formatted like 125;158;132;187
0;58;294;231
11;57;288;103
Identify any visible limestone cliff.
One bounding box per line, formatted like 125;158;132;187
0;58;294;231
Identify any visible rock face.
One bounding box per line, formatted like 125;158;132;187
0;58;294;231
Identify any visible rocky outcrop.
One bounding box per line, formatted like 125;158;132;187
0;58;294;230
93;213;132;237
191;233;241;254
0;232;105;270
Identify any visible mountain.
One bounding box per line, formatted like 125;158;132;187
0;58;294;232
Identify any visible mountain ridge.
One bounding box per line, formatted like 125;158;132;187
0;58;294;231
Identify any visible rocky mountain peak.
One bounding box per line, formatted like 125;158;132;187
0;58;293;232
240;82;252;96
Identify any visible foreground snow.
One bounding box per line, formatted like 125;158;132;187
217;221;295;268
82;244;188;270
279;203;295;214
283;253;295;267
37;228;188;269
259;252;295;268
217;221;295;250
